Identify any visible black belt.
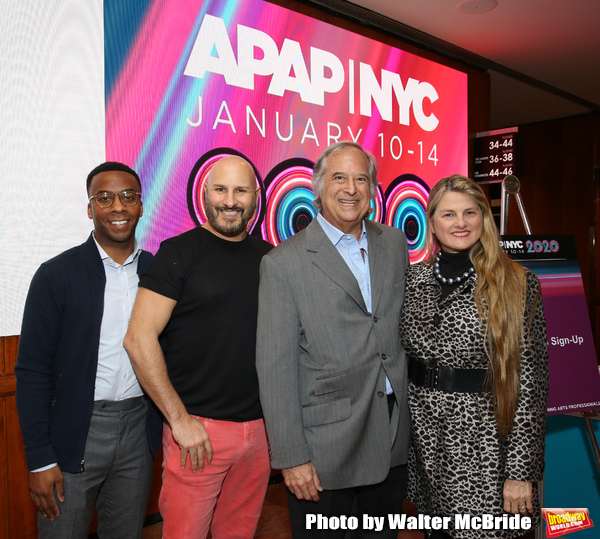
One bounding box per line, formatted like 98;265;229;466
408;358;487;393
93;396;146;411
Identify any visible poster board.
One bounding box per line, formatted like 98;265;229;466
474;127;518;182
501;235;600;414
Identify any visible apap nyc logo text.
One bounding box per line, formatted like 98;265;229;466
184;14;440;132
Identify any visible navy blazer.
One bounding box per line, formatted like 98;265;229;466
15;233;162;473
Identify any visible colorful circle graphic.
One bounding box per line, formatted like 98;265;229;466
385;175;430;264
187;148;264;234
261;159;316;246
366;184;385;224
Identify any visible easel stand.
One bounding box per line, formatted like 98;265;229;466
500;175;600;539
582;411;600;471
500;175;531;235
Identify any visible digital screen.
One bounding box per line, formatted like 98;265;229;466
0;0;468;336
104;0;468;255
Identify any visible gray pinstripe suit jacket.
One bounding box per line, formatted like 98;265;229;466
256;218;410;490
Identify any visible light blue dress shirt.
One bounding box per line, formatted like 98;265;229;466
93;236;144;401
317;214;393;395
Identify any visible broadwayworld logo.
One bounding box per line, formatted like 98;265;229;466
543;508;594;537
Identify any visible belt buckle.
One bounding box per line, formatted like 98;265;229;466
426;360;439;389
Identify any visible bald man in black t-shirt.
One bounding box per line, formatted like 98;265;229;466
124;156;273;539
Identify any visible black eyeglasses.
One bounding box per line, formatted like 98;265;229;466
89;190;141;208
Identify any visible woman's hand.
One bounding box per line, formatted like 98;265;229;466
503;478;533;514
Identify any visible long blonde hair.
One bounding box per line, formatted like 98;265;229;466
426;175;529;441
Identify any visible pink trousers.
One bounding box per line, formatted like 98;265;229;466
160;416;271;539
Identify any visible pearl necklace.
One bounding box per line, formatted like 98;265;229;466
433;251;475;285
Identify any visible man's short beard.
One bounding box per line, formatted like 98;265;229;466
204;194;257;238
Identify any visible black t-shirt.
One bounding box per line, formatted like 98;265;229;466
140;227;273;421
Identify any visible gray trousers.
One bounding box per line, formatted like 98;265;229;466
38;397;154;539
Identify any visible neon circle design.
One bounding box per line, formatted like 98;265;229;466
366;184;385;224
385;175;430;264
187;149;263;234
262;160;316;246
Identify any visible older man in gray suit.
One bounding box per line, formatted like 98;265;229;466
257;141;410;538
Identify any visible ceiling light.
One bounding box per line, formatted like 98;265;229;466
457;0;498;14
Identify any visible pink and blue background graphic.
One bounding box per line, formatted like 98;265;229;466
385;176;431;264
105;0;468;259
260;158;316;247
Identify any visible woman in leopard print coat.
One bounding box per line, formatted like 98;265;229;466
401;175;548;539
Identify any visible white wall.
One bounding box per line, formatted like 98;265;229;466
0;0;105;335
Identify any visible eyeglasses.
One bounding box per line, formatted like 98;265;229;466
89;190;141;208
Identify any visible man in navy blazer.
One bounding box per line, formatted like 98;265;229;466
257;142;410;538
15;162;161;538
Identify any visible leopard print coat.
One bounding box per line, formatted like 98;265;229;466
401;262;549;538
